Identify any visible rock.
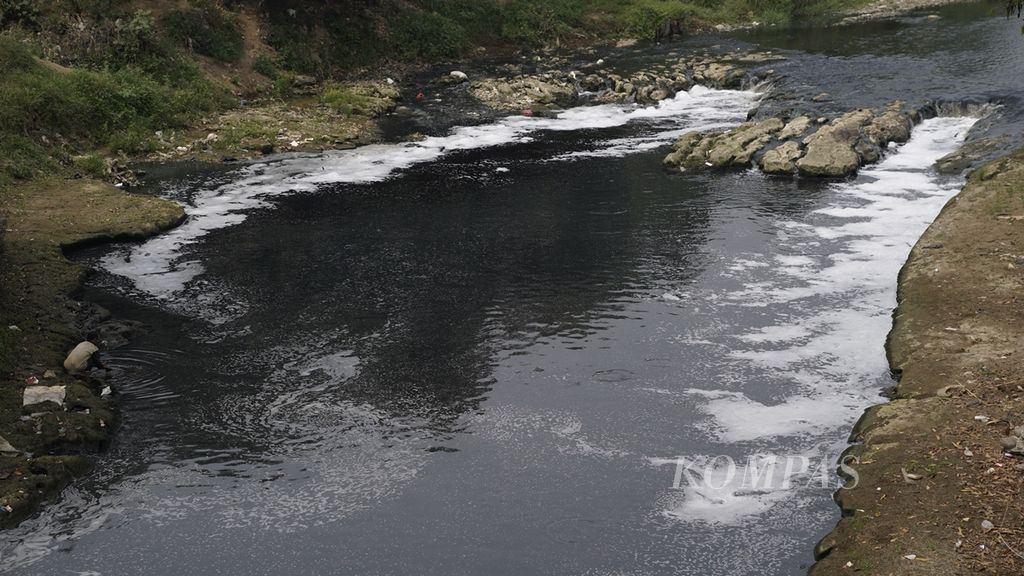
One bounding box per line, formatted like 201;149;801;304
981;519;995;532
812;92;832;102
615;38;638;48
705;118;784;167
1013;426;1024;438
761;141;803;174
23;386;66;408
692;62;746;89
778;116;812;140
42;370;57;380
260;143;275;155
0;435;17;454
664;118;784;170
469;76;577;111
292;74;317;87
1000;436;1019;450
650;88;671;101
864;108;914;145
797;109;874;177
449;70;468;82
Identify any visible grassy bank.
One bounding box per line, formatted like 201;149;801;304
811;150;1024;574
0;178;184;526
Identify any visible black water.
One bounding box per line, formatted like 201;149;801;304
3;4;1024;575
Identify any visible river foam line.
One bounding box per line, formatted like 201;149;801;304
101;86;757;310
660;116;979;525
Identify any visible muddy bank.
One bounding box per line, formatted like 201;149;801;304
811;150;1024;574
0;179;183;527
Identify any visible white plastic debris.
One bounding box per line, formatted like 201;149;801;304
974;415;991;423
101;386;112;398
494;167;510;173
903;554;917;560
23;385;66;407
0;435;17;454
981;519;995;532
662;293;681;302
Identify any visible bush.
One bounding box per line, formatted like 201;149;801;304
0;36;228;181
162;1;243;63
390;10;467;60
320;83;372;116
253;52;279;79
500;0;586;47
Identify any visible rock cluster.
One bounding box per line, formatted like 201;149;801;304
664;102;918;177
469;51;781;111
469;75;579;111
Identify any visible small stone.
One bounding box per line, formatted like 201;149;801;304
0;436;17;454
981;519;995;532
449;71;468;82
1013;426;1024;439
42;370;57;380
1001;436;1019;450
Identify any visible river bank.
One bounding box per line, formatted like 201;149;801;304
811;150;1024;574
0;180;183;526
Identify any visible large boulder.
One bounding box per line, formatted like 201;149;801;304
760;141;804;174
796;109;874;177
777;116;812;140
692;62;746;89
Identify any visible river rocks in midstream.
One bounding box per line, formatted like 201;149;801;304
469;75;579;111
469;50;781;111
663;102;918;177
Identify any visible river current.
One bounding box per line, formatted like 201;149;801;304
3;4;1023;575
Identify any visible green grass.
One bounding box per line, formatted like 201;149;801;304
320;84;373;116
161;1;244;63
0;36;229;184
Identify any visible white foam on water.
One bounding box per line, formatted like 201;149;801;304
664;116;979;524
101;86;758;306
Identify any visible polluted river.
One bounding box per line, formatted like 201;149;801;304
4;4;1024;575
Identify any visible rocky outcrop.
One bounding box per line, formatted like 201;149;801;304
470;50;781;111
664;103;919;178
760;140;804;174
469;75;578;111
664;118;785;170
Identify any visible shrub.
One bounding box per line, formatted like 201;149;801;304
162;1;244;63
500;0;586;47
391;10;467;60
320;83;372;116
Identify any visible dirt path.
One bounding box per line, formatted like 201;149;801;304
811;151;1024;574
